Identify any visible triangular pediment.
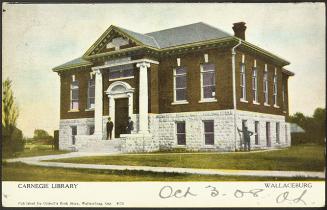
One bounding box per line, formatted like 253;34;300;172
83;26;144;57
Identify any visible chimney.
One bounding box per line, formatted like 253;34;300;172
232;22;247;40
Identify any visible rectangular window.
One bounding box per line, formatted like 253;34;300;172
254;121;259;145
266;122;271;147
240;64;246;100
70;80;79;110
176;122;186;145
263;70;268;104
285;124;288;143
282;79;286;108
242;120;247;130
108;64;134;80
241;120;247;146
252;68;258;102
88;125;95;135
273;72;278;106
276;122;280;144
201;63;216;99
174;67;187;101
71;126;77;145
204;120;214;145
87;78;95;109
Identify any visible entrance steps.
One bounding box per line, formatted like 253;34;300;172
76;139;122;153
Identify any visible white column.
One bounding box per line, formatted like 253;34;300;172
136;62;150;134
93;68;103;138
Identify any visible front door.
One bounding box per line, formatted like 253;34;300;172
115;98;129;138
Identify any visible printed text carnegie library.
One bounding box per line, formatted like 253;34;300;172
18;183;78;189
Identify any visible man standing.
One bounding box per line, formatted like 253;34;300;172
238;126;254;151
106;117;114;140
126;117;134;134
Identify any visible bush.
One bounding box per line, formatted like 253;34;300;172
2;126;25;157
54;130;59;150
291;133;307;145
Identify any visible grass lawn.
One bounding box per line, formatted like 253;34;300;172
3;144;69;159
49;145;325;172
2;162;323;181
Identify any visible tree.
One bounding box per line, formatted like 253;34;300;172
2;78;24;156
34;129;50;139
313;108;326;144
33;129;54;146
289;108;326;145
289;112;306;128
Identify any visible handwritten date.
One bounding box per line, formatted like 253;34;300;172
158;185;308;205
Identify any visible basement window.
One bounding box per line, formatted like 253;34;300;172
176;122;186;145
203;120;214;145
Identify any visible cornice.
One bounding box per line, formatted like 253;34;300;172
54;36;290;72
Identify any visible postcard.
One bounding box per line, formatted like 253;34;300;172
2;2;325;207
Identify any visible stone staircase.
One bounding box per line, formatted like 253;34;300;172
75;139;122;153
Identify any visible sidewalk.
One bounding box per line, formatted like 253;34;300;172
5;152;325;179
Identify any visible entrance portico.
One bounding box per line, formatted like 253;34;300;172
91;58;159;139
105;81;134;138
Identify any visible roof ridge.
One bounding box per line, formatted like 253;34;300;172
145;22;203;35
199;22;233;36
140;32;160;48
115;25;160;48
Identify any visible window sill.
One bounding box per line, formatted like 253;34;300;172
85;108;95;111
171;101;189;105
198;98;217;103
240;99;248;103
109;76;134;82
68;109;80;112
273;105;280;108
264;103;270;107
253;101;260;105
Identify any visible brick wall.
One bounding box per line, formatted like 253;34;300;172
235;50;288;116
59;47;291;119
158;48;233;113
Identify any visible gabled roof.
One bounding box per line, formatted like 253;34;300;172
145;22;232;48
53;22;290;72
290;123;305;133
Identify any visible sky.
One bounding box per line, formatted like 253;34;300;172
2;3;325;137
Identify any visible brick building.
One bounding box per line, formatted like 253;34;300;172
53;22;294;152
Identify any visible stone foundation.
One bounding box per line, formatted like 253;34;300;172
59;110;291;152
120;133;158;153
236;110;291;150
